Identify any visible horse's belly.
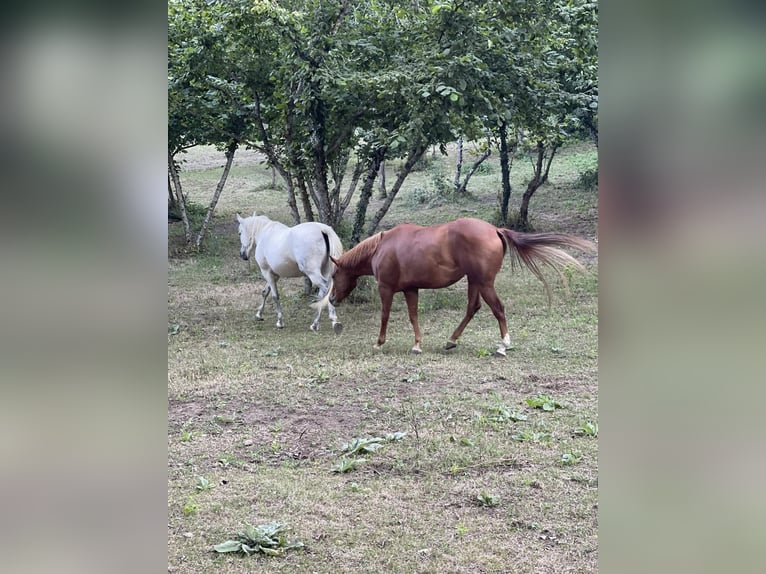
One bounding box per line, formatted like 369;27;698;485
270;259;301;277
402;270;463;290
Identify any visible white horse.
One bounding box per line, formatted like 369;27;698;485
236;211;344;334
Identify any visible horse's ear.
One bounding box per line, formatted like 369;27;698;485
252;209;258;218
236;213;243;223
330;256;342;267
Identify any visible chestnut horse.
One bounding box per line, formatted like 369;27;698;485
317;217;594;355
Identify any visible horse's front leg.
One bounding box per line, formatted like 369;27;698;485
375;286;394;349
403;290;422;354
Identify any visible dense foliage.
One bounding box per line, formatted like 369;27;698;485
168;0;597;242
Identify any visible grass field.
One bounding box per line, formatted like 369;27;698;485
168;142;598;573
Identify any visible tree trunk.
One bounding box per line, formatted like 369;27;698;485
271;165;277;187
168;151;191;243
453;136;463;191
168;174;176;210
498;121;512;224
351;148;386;245
377;160;387;199
456;147;491;195
252;90;300;224
282;171;301;224
366;144;426;237
518;142;558;230
339;159;365;222
329;150;350;226
195;140;238;249
297;175;316;222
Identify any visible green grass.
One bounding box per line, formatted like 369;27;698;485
168;141;598;573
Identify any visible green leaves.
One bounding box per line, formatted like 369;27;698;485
487;403;528;423
526;395;564;411
574;421;598;437
476;490;501;507
332;456;366;473
332;432;406;473
560;450;583;466
213;540;242;553
195;476;214;491
213;521;304;557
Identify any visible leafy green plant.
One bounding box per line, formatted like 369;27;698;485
456;521;469;537
339;433;406;456
486;398;528;423
217;454;242;468
525;395;564;411
560;450;583;466
476;348;492;358
574;421;598;437
332;457;366;473
476;490;501;507
270;421;283;433
180;430;196;442
310;369;330;384
348;482;361;492
183;499;199;516
340;437;385;456
196;476;214;491
402;371;425;383
332;432;406;473
512;429;552;443
213;521;304;556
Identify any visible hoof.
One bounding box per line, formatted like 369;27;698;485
333;322;343;335
310;324;319;332
276;323;284;329
254;315;264;322
445;341;457;350
493;348;507;358
410;347;422;355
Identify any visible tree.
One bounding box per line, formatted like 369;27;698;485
168;0;255;249
167;0;597;240
472;0;597;228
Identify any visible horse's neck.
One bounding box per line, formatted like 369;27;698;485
342;236;379;276
250;218;282;241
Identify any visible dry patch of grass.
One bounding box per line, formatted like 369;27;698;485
168;143;598;573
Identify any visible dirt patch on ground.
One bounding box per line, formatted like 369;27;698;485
169;396;365;462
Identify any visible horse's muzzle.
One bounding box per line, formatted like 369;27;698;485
240;250;249;261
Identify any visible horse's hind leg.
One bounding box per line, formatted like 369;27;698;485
255;284;271;321
307;272;342;334
479;286;510;356
446;283;482;350
260;271;284;328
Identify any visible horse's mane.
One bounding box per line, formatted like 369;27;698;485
339;232;383;270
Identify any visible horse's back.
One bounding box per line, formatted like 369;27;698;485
376;218;504;288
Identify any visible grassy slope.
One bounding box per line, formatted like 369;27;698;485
168;142;598;573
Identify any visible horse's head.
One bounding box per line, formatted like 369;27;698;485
329;257;358;305
236;212;254;260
